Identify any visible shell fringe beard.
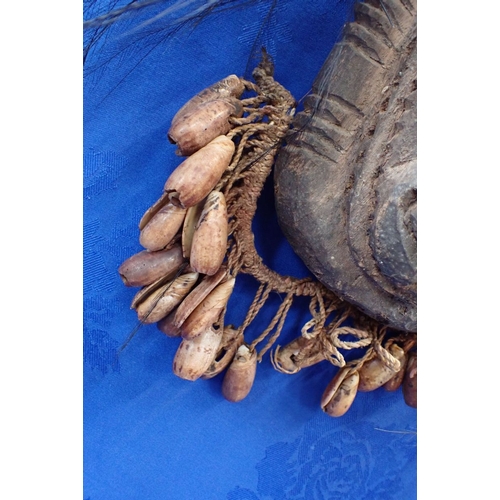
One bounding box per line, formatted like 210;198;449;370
118;50;417;415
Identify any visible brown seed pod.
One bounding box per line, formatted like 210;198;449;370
273;335;326;374
118;244;184;287
135;272;199;324
171;75;245;127
402;352;417;408
138;192;170;230
130;273;175;310
180;278;235;340
168;98;243;156
164;135;235;209
189;191;228;276
173;266;227;328
321;369;360;417
172;326;223;381
139;202;187;252
358;344;406;392
156;311;182;338
384;352;408;392
202;325;243;379
221;344;257;403
181;201;204;258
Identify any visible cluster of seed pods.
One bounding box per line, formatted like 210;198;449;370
118;75;256;402
274;334;417;416
320;345;417;417
118;70;417;415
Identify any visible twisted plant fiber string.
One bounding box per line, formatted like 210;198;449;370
212;53;392;364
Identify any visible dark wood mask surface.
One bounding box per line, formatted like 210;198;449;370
274;0;417;332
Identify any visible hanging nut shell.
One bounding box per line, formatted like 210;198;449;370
182;201;204;258
139;202;187;252
171;75;245;127
135;272;199;324
180;278;235;340
138;192;170;230
172;326;223;381
189;191;228;275
321;369;360;417
118;244;184;287
157;311;182;338
164;135;235;209
384;352;408;392
202;325;243;379
130;273;176;310
173;266;227;328
358;344;406;392
168;99;243;156
273;336;326;374
221;344;257;403
402;352;417;408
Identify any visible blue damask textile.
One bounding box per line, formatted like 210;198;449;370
83;1;417;498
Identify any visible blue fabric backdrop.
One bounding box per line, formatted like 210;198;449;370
83;1;417;498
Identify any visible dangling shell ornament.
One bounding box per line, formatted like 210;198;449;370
117;0;417;416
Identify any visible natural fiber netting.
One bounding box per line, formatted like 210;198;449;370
119;51;417;414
